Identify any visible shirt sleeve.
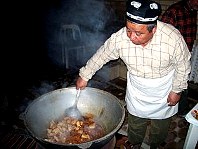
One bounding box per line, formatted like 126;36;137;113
79;33;120;81
172;37;191;93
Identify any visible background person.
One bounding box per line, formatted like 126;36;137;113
76;0;191;148
161;0;198;116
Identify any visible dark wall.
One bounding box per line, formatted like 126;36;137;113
1;0;123;96
1;0;63;125
2;0;62;88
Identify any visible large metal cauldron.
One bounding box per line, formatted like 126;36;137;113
23;87;125;149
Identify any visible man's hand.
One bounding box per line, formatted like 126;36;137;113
76;76;88;90
167;91;181;106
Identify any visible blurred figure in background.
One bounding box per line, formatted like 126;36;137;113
161;0;198;116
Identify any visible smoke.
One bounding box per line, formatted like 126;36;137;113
44;0;117;69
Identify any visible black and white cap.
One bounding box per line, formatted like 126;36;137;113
126;0;162;24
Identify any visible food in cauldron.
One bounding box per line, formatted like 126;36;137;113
45;113;105;144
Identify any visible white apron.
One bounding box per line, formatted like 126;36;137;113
126;69;178;119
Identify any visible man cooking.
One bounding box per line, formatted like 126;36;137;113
76;0;191;148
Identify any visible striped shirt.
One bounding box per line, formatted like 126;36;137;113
79;20;191;93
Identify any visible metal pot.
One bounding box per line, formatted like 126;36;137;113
23;87;125;149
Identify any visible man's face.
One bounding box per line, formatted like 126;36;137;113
126;21;156;46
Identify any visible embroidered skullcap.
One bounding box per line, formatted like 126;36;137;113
126;0;162;24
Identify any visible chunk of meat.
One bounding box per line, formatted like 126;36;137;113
45;113;105;144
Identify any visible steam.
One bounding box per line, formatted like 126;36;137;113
44;0;116;68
